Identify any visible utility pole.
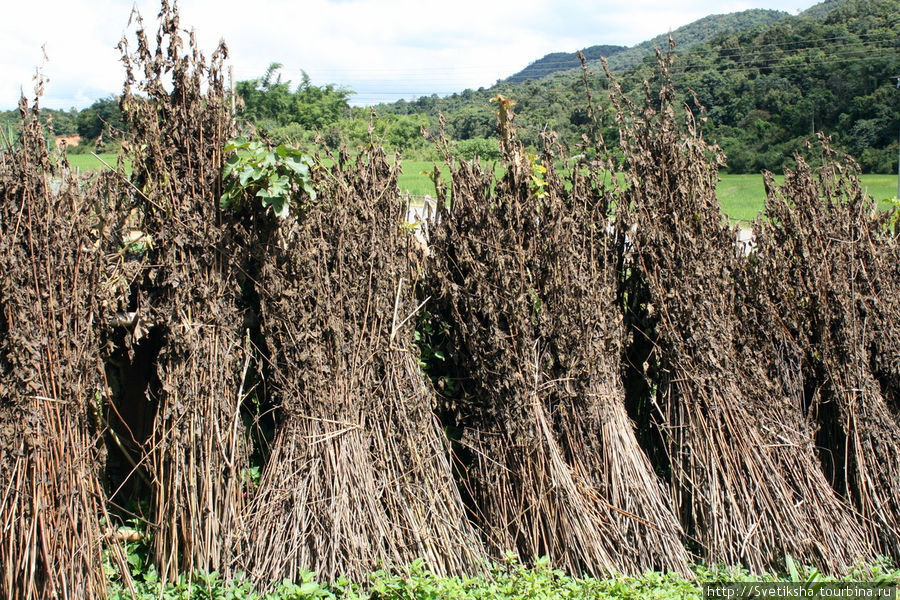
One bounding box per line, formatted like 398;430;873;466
230;65;236;116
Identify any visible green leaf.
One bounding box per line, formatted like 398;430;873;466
301;181;317;201
238;164;258;187
259;194;289;218
274;144;295;158
283;155;311;178
223;153;242;177
220;190;235;210
223;137;250;152
221;136;316;219
247;140;265;155
260;150;278;169
298;581;322;595
786;555;800;582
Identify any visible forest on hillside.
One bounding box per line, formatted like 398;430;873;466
508;7;791;83
368;0;899;174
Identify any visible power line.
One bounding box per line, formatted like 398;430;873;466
301;29;898;82
307;43;900;104
669;47;898;76
348;50;899;95
342;50;900;105
513;29;900;75
275;22;900;105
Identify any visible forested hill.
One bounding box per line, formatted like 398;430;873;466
507;45;626;83
656;0;900;174
597;0;844;75
603;9;791;72
373;0;899;175
799;0;844;20
504;8;791;83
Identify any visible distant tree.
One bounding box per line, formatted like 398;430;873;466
446;106;495;140
76;96;124;141
0;110;20;146
44;108;79;136
237;64;352;131
454;137;501;161
292;71;352;129
236;63;293;126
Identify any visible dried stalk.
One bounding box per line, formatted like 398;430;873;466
115;1;249;580
754;147;900;556
427;115;690;575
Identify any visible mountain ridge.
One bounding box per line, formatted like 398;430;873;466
504;0;845;84
505;8;792;83
507;45;627;83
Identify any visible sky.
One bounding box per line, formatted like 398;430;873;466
0;0;822;111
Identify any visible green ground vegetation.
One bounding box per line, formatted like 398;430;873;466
106;556;900;600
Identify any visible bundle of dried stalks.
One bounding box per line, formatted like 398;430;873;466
426;101;689;575
611;51;871;572
240;145;484;584
752;144;900;556
114;2;250;580
0;98;110;599
539;139;692;575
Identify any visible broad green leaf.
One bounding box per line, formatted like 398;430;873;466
223;137;250;152
223;153;241;178
238;164;258;187
298;581;322;595
260;150;278;169
283;155;311;178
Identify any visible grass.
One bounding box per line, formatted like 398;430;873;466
714;174;779;223
397;160;470;196
717;173;899;223
858;174;900;206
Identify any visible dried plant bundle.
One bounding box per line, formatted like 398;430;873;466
241;146;485;583
427;109;690;575
0;98;110;600
753;147;900;556
611;50;873;572
113;1;250;580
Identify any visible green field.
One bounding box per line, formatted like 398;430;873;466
66;152;132;173
715;173;899;222
401;160;899;222
70;154;897;222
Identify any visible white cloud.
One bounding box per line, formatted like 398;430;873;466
0;0;821;110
